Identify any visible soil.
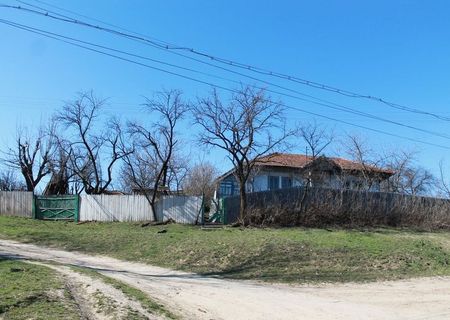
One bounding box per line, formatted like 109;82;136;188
1;239;450;320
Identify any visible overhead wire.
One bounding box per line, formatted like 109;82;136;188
8;0;450;122
0;18;449;151
1;16;450;142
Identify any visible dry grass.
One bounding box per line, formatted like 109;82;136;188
1;216;450;283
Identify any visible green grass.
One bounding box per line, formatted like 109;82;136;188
0;257;79;320
71;265;178;319
1;216;450;283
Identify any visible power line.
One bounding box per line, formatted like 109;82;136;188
1;18;449;151
7;2;450;132
2;17;450;142
20;0;178;48
8;0;450;122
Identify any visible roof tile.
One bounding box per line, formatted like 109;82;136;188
256;153;394;175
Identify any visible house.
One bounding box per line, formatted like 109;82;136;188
215;153;394;198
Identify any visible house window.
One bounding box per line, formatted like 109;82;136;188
220;180;233;196
281;177;292;189
268;176;280;190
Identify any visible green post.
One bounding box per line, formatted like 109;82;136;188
74;195;80;222
32;195;36;219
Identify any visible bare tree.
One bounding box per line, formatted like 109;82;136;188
192;87;291;222
438;160;450;198
119;149;158;195
182;161;218;224
298;120;333;159
183;162;218;198
166;154;190;192
55;91;132;194
43;140;73;195
0;169;26;191
400;167;435;195
124;89;189;215
2;125;55;192
385;150;435;195
342;134;386;191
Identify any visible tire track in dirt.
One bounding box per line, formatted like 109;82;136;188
1;239;450;320
29;261;164;320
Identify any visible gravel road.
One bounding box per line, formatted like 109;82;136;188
1;239;449;320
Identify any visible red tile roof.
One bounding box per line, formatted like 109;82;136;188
256;153;394;175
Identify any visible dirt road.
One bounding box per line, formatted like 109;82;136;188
1;239;449;320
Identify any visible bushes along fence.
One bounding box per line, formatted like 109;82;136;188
223;187;450;229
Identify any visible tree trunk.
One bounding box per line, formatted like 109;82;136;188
22;170;34;192
239;183;247;223
149;200;157;222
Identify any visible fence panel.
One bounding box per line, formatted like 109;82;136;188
0;191;33;217
155;195;203;224
80;194;154;222
0;192;203;223
34;195;79;221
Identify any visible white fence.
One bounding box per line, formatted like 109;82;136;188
80;194;154;222
0;191;33;217
79;194;202;224
0;192;203;224
155;195;203;224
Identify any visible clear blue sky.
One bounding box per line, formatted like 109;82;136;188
1;0;450;181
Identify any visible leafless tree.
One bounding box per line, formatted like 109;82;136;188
183;162;218;198
119;149;157;194
342;134;386;191
400;167;435;195
166;153;190;192
2;124;55;192
55;91;132;194
385;150;435;195
298;120;334;159
192;86;292;222
182;161;218;224
43;140;73;195
0;169;26;191
438;160;450;198
124;89;189;215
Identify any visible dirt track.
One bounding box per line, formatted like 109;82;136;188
31;261;162;320
1;239;450;320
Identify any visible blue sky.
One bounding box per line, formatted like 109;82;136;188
1;0;450;183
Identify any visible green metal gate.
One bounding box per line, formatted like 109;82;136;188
207;198;225;224
33;195;79;222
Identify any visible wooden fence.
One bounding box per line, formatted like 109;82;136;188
0;192;202;224
223;187;450;229
80;194;154;222
0;191;33;217
155;195;203;224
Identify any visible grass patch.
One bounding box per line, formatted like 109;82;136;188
0;257;79;319
93;289;117;315
71;265;178;319
1;216;450;283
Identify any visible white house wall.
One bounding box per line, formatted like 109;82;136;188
251;170;305;191
218;166;390;198
252;175;268;192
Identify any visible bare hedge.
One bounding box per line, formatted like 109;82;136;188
223;187;450;229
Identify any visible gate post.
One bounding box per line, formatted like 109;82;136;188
32;195;36;219
74;195;80;222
